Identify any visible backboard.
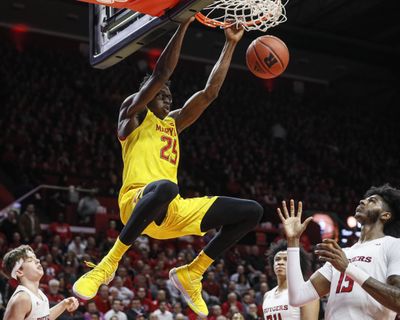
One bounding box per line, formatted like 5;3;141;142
89;0;214;69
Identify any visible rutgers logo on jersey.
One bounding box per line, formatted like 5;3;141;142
348;255;372;263
37;316;49;320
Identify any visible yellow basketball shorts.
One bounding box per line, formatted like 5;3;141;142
119;187;218;240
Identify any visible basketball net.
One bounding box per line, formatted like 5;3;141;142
195;0;288;32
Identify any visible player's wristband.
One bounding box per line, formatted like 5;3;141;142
345;263;370;286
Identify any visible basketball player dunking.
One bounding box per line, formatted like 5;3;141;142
73;17;264;318
277;185;400;320
3;245;79;320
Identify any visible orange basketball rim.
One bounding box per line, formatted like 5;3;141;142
78;0;180;17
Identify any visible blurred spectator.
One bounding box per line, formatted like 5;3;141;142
245;304;260;320
222;293;243;316
244;246;265;275
174;313;187;320
208;305;223;320
254;282;269;305
94;285;112;314
0;208;19;242
236;274;251;296
232;312;245;320
104;299;127;320
47;279;65;306
78;190;100;224
153;301;173;320
49;212;72;244
116;266;133;290
18;203;41;242
84;301;105;320
202;271;221;304
10;231;22;249
136;287;153;313
31;234;49;258
109;276;134;307
68;235;87;259
150;289;171;312
107;220;119;241
171;302;184;319
230;265;245;283
126;298;146;320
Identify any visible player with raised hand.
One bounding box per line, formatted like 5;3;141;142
277;185;400;320
3;245;79;320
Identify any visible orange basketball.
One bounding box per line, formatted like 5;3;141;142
246;35;289;79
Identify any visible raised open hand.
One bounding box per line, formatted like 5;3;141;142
277;199;313;241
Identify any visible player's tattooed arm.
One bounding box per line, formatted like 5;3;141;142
361;275;400;314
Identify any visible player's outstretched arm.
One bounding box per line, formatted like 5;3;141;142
277;200;329;306
169;24;244;133
316;238;400;313
123;17;194;119
4;292;31;320
49;297;79;320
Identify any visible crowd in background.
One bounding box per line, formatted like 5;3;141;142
0;32;399;319
0;202;296;320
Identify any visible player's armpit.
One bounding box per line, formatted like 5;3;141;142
310;271;331;297
300;298;320;320
3;292;31;320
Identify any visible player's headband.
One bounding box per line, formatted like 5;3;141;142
11;250;35;280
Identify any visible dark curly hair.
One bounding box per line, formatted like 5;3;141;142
364;184;400;238
267;240;311;279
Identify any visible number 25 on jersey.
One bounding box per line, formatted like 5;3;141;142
160;135;178;165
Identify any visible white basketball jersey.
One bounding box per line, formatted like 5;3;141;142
263;286;300;320
318;236;400;320
10;285;50;320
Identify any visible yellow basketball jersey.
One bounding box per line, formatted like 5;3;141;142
119;109;180;197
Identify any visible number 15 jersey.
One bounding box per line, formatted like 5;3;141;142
119;109;179;196
318;236;400;320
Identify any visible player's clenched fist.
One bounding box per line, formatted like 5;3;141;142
64;297;79;312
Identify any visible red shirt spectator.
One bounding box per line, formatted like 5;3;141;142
203;271;221;298
106;220;119;241
47;279;65;305
49;213;72;243
221;292;244;315
94;284;111;314
136;287;153;313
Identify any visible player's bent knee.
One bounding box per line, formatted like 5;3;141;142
156;179;179;202
247;200;263;225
